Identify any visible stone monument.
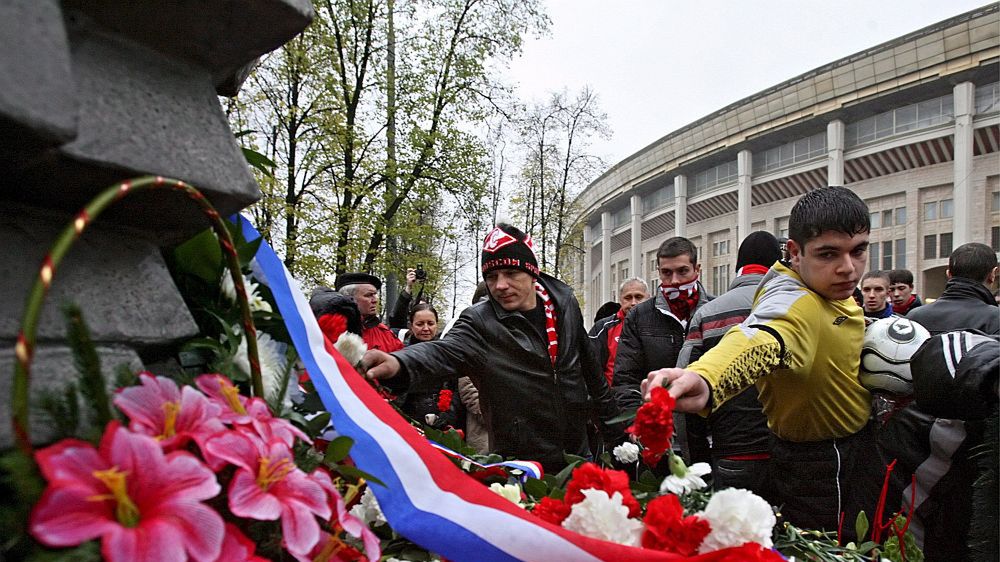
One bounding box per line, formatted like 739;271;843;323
0;0;313;447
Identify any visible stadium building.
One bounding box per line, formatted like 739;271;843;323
573;5;999;322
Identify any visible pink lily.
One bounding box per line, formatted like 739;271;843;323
30;421;223;562
196;373;309;446
308;468;381;561
114;373;227;465
205;429;330;555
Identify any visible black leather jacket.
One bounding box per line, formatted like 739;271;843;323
905;277;999;335
389;273;622;472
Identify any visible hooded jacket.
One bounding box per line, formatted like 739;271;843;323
388;272;622;472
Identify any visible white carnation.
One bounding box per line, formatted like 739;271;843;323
349;487;387;527
221;272;272;313
233;329;292;410
613;441;640;464
334;332;368;366
697;488;775;552
561;489;643;547
489;483;524;506
660;461;711;495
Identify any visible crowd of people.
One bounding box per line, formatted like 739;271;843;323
311;186;997;561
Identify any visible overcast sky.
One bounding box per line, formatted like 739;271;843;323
504;0;991;168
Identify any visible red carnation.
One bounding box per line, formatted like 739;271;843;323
564;462;640;518
532;496;571;525
642;494;710;556
627;386;676;466
437;389;454;412
709;543;786;561
317;313;348;344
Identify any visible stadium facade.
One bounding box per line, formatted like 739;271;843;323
573;5;1000;322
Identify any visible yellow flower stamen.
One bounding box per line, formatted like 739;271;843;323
256;457;293;491
219;376;247;415
158;401;181;440
311;530;352;562
89;467;140;527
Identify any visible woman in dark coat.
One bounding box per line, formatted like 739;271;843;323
396;303;463;430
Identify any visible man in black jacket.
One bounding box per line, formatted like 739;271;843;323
363;223;622;473
906;242;998;334
879;242;998;560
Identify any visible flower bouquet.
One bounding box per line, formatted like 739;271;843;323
3;177;923;562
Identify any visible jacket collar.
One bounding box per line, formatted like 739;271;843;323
940;277;998;306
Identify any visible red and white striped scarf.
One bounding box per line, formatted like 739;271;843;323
534;281;558;366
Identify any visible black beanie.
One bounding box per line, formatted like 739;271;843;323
735;231;782;270
481;224;540;278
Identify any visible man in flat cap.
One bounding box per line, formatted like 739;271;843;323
363;223;623;472
336;272;403;353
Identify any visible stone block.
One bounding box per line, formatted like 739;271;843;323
0;0;77;155
0;203;199;346
0;345;143;448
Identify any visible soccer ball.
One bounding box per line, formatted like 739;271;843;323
859;317;931;395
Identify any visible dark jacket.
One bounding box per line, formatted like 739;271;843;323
612;281;712;411
878;327;999;561
588;310;625;385
394;333;462;430
389;273;622;472
676;274;771;464
905;277;999;335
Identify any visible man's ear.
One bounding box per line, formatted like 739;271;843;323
786;239;802;268
986;265;998;286
946;268;953;280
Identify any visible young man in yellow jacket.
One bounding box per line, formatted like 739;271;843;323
643;186;881;539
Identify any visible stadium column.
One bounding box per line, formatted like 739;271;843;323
674;174;688;238
952;81;975;246
630;194;642;282
737;150;752;245
601;210;612;303
827;119;845;186
583;222;592;322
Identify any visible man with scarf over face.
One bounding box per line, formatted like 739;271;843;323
612;237;712;457
363;223;623;473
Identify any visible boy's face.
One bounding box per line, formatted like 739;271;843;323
787;230;869;301
861;277;890;312
889;282;913;306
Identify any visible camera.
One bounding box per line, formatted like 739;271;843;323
415;263;427;281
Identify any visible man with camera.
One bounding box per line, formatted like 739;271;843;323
387;264;428;331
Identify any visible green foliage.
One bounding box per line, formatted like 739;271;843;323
34;382;80;442
63;305;114;430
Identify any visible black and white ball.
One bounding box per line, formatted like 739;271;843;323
859;317;931;395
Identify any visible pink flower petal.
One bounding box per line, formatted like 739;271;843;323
273;471;330;520
217;523;267;562
280;500;322;556
34;438;107;488
227;470;282;520
155;501;224;561
103;522;186;562
204;430;261;473
30;486;116;546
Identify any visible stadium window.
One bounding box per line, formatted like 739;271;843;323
869;243;880;272
895;207;906;225
895;239;906;269
869;212;881;229
882;241;893;270
712;265;730;294
924;201;938;220
882;210;893;227
993;192;1000;212
940;199;954;219
939;232;953;257
924;235;937;260
993;226;1000;252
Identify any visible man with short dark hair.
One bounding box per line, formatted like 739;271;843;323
643;186;880;539
860;270;894;319
906;242;999;335
888;269;922;315
363;224;622;472
880;242;998;559
336;272;404;353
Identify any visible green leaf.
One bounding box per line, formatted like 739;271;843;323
323;435;354;464
605;407;637;425
306;412;332;438
63;305;113;428
522;477;548;500
331;464;385;487
242;146;276;177
854;510;869;543
172;228;223;283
